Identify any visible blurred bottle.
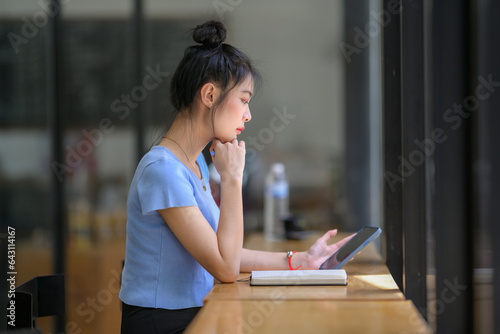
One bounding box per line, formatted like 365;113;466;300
264;163;289;240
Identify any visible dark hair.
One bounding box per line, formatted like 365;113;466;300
170;21;261;115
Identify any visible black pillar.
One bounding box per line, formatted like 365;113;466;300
134;0;145;162
343;0;377;232
46;0;66;332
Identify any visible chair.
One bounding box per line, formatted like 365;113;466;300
6;274;65;333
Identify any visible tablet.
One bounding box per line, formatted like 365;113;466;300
319;226;382;270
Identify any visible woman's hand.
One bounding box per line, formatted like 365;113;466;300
297;229;355;270
210;138;246;183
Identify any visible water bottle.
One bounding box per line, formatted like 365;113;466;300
264;163;290;240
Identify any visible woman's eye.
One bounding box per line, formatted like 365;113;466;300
242;99;249;105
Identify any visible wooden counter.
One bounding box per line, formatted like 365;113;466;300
186;232;432;333
206;232;404;301
185;300;431;334
206;271;404;301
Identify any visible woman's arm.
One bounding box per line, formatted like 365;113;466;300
240;230;355;272
240;248;306;271
159;139;246;283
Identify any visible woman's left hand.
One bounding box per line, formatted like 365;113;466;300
299;229;355;269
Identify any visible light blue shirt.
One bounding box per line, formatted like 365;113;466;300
119;146;220;309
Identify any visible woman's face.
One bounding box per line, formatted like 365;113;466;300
213;76;254;142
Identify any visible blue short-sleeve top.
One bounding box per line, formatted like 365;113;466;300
119;146;220;309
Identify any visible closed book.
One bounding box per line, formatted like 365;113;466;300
250;269;347;286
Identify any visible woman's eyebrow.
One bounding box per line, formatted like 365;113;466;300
241;90;253;97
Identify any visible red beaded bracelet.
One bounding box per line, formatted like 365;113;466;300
287;251;302;270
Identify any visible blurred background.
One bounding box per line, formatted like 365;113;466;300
1;1;368;332
1;0;497;333
0;0;368;236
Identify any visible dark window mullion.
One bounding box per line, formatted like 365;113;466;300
382;0;403;292
483;0;500;331
400;0;427;315
432;0;474;332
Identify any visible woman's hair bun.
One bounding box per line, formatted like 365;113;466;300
192;21;226;48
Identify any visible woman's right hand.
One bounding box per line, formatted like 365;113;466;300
210;138;246;183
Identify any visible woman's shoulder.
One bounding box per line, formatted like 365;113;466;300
137;146;188;178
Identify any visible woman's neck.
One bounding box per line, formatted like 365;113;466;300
160;112;211;164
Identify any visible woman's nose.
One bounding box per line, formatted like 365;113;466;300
244;110;252;122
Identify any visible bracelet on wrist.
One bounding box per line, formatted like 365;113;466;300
287;251;302;270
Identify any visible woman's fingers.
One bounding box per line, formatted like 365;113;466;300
332;234;355;251
211;138;246;181
320;229;338;244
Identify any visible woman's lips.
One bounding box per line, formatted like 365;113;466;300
236;127;245;134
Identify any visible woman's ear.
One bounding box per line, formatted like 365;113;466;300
199;82;219;109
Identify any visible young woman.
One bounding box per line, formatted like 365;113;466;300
119;20;353;334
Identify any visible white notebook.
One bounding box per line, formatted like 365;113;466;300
250;269;347;286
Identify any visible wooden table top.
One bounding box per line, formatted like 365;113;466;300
206;270;404;301
185;299;432;334
186;232;432;334
206;232;404;301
